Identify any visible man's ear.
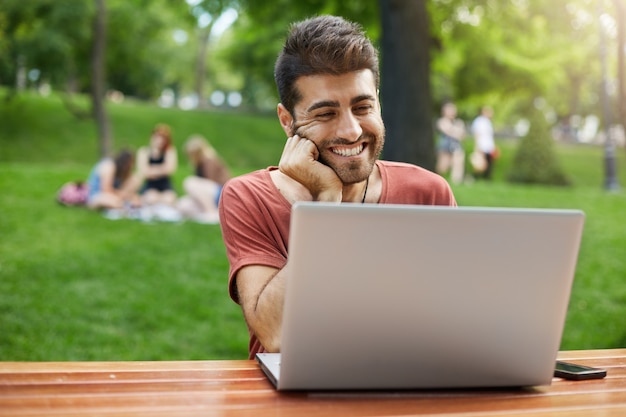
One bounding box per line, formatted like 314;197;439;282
277;103;294;136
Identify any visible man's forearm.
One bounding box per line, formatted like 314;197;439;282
239;265;287;353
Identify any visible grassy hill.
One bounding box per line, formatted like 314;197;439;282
1;91;625;361
0;91;285;174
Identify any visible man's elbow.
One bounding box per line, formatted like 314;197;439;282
243;311;281;353
260;335;281;353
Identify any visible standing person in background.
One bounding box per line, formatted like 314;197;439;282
86;148;141;210
177;135;231;224
136;123;178;206
471;106;496;180
435;102;466;185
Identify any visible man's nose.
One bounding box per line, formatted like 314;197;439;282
336;112;363;142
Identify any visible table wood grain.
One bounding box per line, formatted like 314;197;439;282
1;349;625;416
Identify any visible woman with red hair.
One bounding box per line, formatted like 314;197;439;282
136;123;178;206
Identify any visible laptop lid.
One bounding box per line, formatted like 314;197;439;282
258;203;584;390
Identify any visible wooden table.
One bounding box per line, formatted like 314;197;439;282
1;349;625;416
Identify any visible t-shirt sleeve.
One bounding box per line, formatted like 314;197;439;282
218;173;290;303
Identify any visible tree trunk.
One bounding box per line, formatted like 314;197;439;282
379;0;434;170
614;0;626;146
92;0;112;158
195;23;214;109
15;55;26;91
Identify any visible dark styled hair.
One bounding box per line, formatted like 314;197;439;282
274;15;379;115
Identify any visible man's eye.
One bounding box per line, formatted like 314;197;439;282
354;105;373;114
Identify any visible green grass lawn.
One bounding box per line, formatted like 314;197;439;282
1;91;625;361
0;163;250;360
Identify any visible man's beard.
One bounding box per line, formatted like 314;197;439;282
291;117;385;185
318;132;385;185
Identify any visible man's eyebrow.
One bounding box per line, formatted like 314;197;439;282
306;95;376;113
307;100;339;113
351;94;376;105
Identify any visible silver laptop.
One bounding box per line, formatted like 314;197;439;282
257;202;585;390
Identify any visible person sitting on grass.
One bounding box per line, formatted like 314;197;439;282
177;135;232;224
136;123;178;207
86;148;141;210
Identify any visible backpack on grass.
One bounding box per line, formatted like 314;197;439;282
57;181;89;206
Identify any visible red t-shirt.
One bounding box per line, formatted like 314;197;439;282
219;160;457;358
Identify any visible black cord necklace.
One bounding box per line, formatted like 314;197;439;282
361;177;369;204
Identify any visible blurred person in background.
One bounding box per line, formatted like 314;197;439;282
471;106;497;180
435;101;466;185
136;123;178;206
177;135;231;224
86;148;141;210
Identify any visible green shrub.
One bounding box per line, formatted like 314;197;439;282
507;109;571;186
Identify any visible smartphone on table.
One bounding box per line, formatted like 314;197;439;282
555;360;607;380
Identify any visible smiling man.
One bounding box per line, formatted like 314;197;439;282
219;15;457;359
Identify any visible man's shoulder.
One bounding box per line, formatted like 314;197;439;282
225;168;271;186
377;160;436;176
377;160;454;201
222;168;276;201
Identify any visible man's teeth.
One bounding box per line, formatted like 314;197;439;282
332;144;363;157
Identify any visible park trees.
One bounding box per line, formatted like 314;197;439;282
0;0;622;172
226;0;623;172
0;0;93;94
187;0;238;108
0;0;190;157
